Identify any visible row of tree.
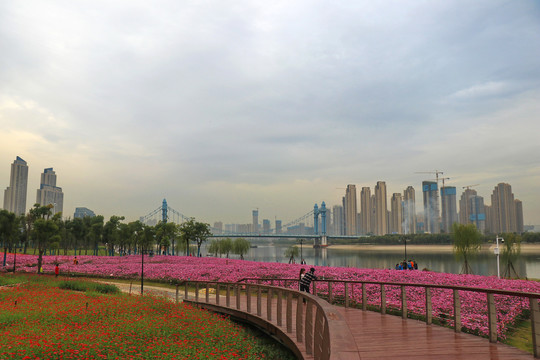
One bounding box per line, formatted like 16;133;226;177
0;205;233;273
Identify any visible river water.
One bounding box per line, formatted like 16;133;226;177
222;244;540;279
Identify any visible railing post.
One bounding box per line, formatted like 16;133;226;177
267;288;273;321
257;285;262;316
195;283;199;302
328;281;333;304
305;302;314;355
314;307;324;359
362;283;367;311
226;284;231;307
313;280;317;296
246;284;251;313
345;282;349;308
425;287;432;325
296;292;304;343
487;293;497;343
184;282;188;301
277;289;283;327
236;284;241;310
401;285;407;319
381;284;386;314
216;283;220;305
453;289;461;332
176;284;179;304
287;291;293;333
205;283;210;303
530;297;540;358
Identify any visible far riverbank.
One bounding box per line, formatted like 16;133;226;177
328;243;540;254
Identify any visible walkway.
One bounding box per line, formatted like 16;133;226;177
102;281;534;359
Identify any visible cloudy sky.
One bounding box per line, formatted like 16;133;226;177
1;0;539;226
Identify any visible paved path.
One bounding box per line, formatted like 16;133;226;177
101;281;534;359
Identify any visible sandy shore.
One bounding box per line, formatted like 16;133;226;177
329;243;540;254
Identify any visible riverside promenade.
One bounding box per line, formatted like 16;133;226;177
104;280;536;360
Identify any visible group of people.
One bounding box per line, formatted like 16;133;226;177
298;267;317;302
395;259;418;270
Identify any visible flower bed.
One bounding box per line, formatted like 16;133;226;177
3;253;540;339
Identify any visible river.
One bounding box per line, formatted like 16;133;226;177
210;243;540;279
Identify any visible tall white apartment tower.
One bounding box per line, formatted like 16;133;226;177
403;186;416;234
344;185;357;236
36;168;64;216
3;156;29;215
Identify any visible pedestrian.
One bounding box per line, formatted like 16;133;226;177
299;267;317;303
299;268;306;290
55;264;59;277
73;256;78;265
301;259;306;265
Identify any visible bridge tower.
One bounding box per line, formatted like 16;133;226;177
313;203;319;235
320;201;327;247
162;199;168;223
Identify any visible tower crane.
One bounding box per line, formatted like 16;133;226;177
462;184;479;190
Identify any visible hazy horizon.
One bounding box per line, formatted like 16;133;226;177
1;1;539;225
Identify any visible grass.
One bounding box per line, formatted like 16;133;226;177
0;273;296;359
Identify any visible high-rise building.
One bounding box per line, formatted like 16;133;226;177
360;187;371;235
74;207;96;218
252;210;259;233
3;156;29;215
403;186;416;234
374;181;388;235
344;185;357;236
515;199;524;234
262;219;270;233
213;221;223;234
36;168;64;216
422;181;440;234
440;186;458;233
469;195;486;234
459;188;477;225
490;183;516;233
275;220;282;234
370;195;377;235
332;205;344;235
390;193;403;234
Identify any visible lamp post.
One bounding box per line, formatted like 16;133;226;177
495;235;504;279
298;238;305;262
403;237;407;262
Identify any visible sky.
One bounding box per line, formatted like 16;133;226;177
1;0;539;226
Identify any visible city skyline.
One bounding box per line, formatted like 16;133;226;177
1;1;539;225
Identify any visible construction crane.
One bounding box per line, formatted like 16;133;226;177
462;184;479;190
433;177;450;188
415;170;444;184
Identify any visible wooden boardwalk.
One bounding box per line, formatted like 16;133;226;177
103;281;535;359
187;294;534;360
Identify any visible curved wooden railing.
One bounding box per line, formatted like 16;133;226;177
179;280;358;360
238;277;540;358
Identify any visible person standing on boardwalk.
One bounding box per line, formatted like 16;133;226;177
299;268;306;290
300;267;317;294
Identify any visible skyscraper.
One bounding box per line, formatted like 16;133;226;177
491;183;516;233
36;168;64;216
469;195;486;234
344;185;357;236
440;186;458;233
360;187;371;235
403;186;416;234
390;193;403;234
459;188;477;225
262;219;270;233
515;199;524;234
332;205;344;235
74;207;96;218
422;181;440;234
252;209;259;233
3;156;29;215
275;220;282;234
374;181;388;235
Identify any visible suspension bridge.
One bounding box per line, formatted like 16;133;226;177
140;199;361;246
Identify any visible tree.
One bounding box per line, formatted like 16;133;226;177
284;245;300;264
155;222;178;255
207;239;220;257
31;204;61;274
501;233;522;278
452;223;482;275
219;238;233;258
178;218;212;257
0;210;18;267
103;216;125;256
232;238;251;260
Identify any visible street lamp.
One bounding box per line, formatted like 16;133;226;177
495;235;504;279
298;238;305;262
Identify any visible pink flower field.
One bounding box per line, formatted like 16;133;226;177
3;253;540;339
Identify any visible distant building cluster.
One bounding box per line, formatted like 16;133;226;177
328;181;524;236
2;156;94;219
